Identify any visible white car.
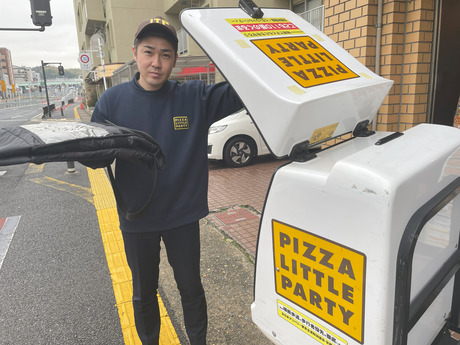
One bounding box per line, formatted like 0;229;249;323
208;109;271;167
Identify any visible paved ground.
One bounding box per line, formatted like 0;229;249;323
207;156;287;261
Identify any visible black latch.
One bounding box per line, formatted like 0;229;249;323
353;120;375;137
239;0;264;18
289;140;321;162
375;132;403;145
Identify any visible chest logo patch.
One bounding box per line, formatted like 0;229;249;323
173;116;189;130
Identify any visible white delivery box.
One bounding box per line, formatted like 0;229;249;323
251;125;460;345
181;5;460;345
180;7;393;157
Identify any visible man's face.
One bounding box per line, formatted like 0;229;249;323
133;35;177;91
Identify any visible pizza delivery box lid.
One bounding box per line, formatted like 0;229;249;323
180;7;394;158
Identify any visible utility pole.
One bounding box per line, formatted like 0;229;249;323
41;61;64;118
90;32;107;91
41;60;51;117
97;35;108;91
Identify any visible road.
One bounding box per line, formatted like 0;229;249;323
0;103;44;128
0;161;124;344
0;90;78;128
0;105;126;344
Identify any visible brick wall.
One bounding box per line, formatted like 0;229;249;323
324;0;435;131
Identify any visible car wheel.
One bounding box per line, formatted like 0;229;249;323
223;136;256;167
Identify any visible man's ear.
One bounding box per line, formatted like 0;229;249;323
132;46;137;62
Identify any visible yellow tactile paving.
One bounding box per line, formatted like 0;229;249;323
86;145;180;344
74;106;81;120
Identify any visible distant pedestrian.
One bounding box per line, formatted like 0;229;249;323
91;16;243;345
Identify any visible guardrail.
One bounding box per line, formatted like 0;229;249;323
0;99;43;109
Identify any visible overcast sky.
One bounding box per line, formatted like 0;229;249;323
0;0;80;69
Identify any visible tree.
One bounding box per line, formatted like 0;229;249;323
31;66;82;79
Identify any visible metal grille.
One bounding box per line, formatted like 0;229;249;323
298;5;325;32
111;62;138;86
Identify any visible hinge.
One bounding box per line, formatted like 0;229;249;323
239;0;264;18
289;140;321;162
353;120;375;138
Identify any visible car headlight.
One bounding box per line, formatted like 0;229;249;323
208;125;227;134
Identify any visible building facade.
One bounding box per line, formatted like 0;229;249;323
13;66;38;85
321;0;459;131
73;0;460;129
0;48;15;99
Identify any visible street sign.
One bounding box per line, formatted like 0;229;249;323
79;52;93;70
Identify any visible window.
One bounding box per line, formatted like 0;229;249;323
294;0;325;32
177;29;188;56
293;0;324;13
83;0;88;20
293;2;306;13
77;8;81;31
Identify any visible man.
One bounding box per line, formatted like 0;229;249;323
91;17;243;345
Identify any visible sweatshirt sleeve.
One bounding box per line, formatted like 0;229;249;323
203;81;244;127
90;92;110;124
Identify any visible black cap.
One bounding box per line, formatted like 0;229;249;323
134;17;178;52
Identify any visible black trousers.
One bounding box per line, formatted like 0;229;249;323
122;221;207;345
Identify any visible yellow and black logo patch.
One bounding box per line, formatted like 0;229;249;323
173;116;189;130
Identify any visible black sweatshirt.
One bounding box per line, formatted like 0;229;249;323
91;73;243;232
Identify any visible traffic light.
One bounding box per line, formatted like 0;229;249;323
39;85;42;92
30;0;52;27
58;66;65;76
